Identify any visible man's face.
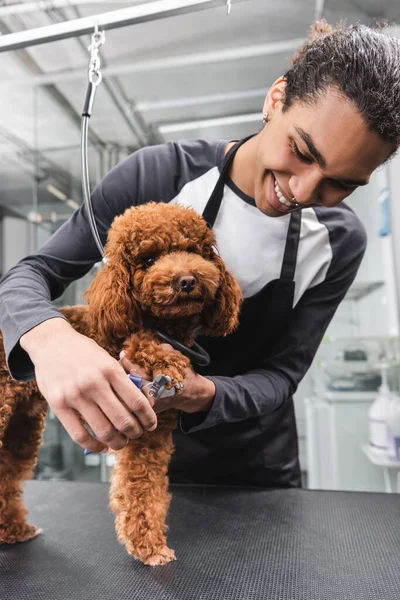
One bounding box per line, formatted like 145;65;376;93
254;82;393;217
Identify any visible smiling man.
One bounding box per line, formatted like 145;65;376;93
1;20;400;488
230;82;391;217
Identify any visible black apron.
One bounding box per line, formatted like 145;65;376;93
169;138;302;488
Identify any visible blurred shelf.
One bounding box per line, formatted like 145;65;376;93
362;444;400;468
344;281;384;301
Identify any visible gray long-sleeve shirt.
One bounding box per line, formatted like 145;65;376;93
0;139;366;433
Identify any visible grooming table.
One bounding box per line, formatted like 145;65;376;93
1;481;399;599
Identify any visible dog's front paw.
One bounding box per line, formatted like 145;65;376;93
152;362;188;389
143;546;176;566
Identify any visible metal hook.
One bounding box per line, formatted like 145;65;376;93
87;22;105;87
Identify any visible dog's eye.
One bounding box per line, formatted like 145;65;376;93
143;256;156;268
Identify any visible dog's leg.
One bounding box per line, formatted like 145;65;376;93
124;333;192;395
109;411;178;566
0;392;47;544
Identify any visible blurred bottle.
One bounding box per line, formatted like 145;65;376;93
387;392;400;461
368;363;390;455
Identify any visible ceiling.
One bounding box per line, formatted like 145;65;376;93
0;0;399;227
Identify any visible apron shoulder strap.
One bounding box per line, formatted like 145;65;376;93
280;209;301;282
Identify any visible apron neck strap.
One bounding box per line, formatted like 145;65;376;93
202;135;253;228
202;135;301;283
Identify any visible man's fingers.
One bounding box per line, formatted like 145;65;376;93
110;365;157;432
96;391;145;440
55;408;109;453
119;351;135;371
119;350;154;407
118;352;155;406
79;403;137;451
119;351;150;380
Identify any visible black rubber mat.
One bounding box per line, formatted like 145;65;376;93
1;481;400;599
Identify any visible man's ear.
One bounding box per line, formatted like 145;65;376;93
263;76;287;115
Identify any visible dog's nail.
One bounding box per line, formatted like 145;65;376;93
119;350;126;359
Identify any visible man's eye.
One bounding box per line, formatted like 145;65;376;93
291;141;313;164
143;256;156;268
333;180;357;191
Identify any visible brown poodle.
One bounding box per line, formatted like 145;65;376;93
0;202;242;566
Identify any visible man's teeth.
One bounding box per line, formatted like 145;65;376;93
274;181;295;207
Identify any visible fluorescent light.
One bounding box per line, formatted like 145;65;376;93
27;211;43;224
159;112;260;134
136;87;268;112
47;184;80;210
66;199;79;210
27;210;69;223
46;184;67;201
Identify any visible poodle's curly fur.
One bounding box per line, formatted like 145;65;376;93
0;202;242;566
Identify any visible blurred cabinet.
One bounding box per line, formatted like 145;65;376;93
305;336;400;492
305;391;390;492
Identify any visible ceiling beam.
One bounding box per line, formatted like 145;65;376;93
0;0;136;18
136;87;268;112
5;37;305;86
0;0;250;52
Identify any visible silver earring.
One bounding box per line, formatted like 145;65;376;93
262;112;268;125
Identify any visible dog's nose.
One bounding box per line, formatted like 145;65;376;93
177;275;196;293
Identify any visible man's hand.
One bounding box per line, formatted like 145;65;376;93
21;318;158;454
119;344;215;414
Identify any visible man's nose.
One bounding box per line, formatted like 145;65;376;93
289;170;322;207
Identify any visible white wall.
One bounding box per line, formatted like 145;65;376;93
348;168;399;338
387;152;400;335
1;216;32;274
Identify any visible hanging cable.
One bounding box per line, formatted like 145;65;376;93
81;23;106;259
81;3;233;260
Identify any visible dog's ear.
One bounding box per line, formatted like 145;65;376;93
201;253;242;337
84;260;143;348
